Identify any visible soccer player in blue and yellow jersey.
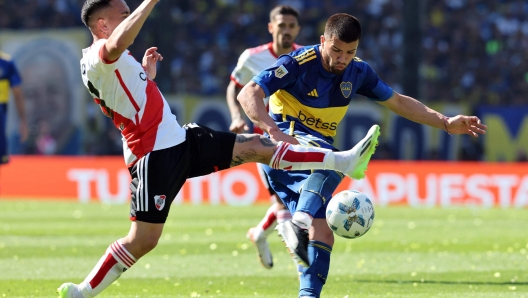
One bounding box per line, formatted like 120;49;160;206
0;51;28;164
238;13;488;298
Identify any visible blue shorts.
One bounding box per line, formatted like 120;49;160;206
0;104;7;164
263;125;343;219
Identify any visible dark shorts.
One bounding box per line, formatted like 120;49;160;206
129;123;236;223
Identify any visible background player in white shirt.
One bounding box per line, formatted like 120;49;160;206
57;1;382;297
226;5;301;270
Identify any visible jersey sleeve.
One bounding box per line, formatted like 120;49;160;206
251;55;299;97
7;60;22;87
230;49;254;87
84;39;120;74
356;62;393;101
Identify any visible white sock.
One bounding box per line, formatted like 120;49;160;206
292;212;312;230
276;208;292;225
333;151;354;173
270;142;337;171
78;240;136;298
257;203;278;237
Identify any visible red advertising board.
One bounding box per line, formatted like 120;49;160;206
1;156;526;207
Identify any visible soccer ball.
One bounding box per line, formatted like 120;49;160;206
326;190;375;239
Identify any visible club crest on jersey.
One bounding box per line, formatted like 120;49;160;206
340;82;352;98
274;65;289;78
154;195;166;211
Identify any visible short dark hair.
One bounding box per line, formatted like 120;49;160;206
324;13;361;43
81;0;112;27
269;5;299;23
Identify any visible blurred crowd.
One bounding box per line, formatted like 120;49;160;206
1;0;526;159
2;0;526;104
422;0;528;106
0;0;528;105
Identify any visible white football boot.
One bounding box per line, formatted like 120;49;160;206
57;283;81;298
343;124;380;179
246;227;273;269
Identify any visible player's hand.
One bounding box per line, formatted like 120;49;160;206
142;47;163;80
229;118;249;134
269;129;300;145
446;115;487;137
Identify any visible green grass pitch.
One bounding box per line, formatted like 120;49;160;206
0;200;527;297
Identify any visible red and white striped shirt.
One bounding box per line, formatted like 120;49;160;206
81;40;186;167
230;42;301;133
230;42;301;90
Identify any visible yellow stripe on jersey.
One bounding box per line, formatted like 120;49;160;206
0;80;10;103
269;90;348;137
298;55;317;65
294;48;316;65
293;48;314;61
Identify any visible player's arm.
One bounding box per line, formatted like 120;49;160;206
239;56;300;143
357;62;487;137
11;86;28;142
238;83;298;144
226;80;249;133
379;93;487;136
103;0;160;62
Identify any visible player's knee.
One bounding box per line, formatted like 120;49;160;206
140;236;159;253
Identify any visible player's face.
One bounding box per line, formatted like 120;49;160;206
99;0;130;37
269;14;300;49
320;35;359;75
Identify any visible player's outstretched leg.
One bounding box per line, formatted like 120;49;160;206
267;124;380;179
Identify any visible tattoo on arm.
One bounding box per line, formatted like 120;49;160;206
236;135;254;143
230;150;267;167
259;136;276;147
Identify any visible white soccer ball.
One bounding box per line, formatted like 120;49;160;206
326;190;375;239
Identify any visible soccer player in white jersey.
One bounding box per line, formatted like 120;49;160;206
226;5;301;270
57;1;383;297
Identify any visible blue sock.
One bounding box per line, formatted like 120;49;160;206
296;171;341;217
299;240;332;298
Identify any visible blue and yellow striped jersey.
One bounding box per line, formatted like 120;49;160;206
252;45;393;144
0;52;22;104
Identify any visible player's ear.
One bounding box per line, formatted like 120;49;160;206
320;35;325;46
268;22;273;34
97;18;109;36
